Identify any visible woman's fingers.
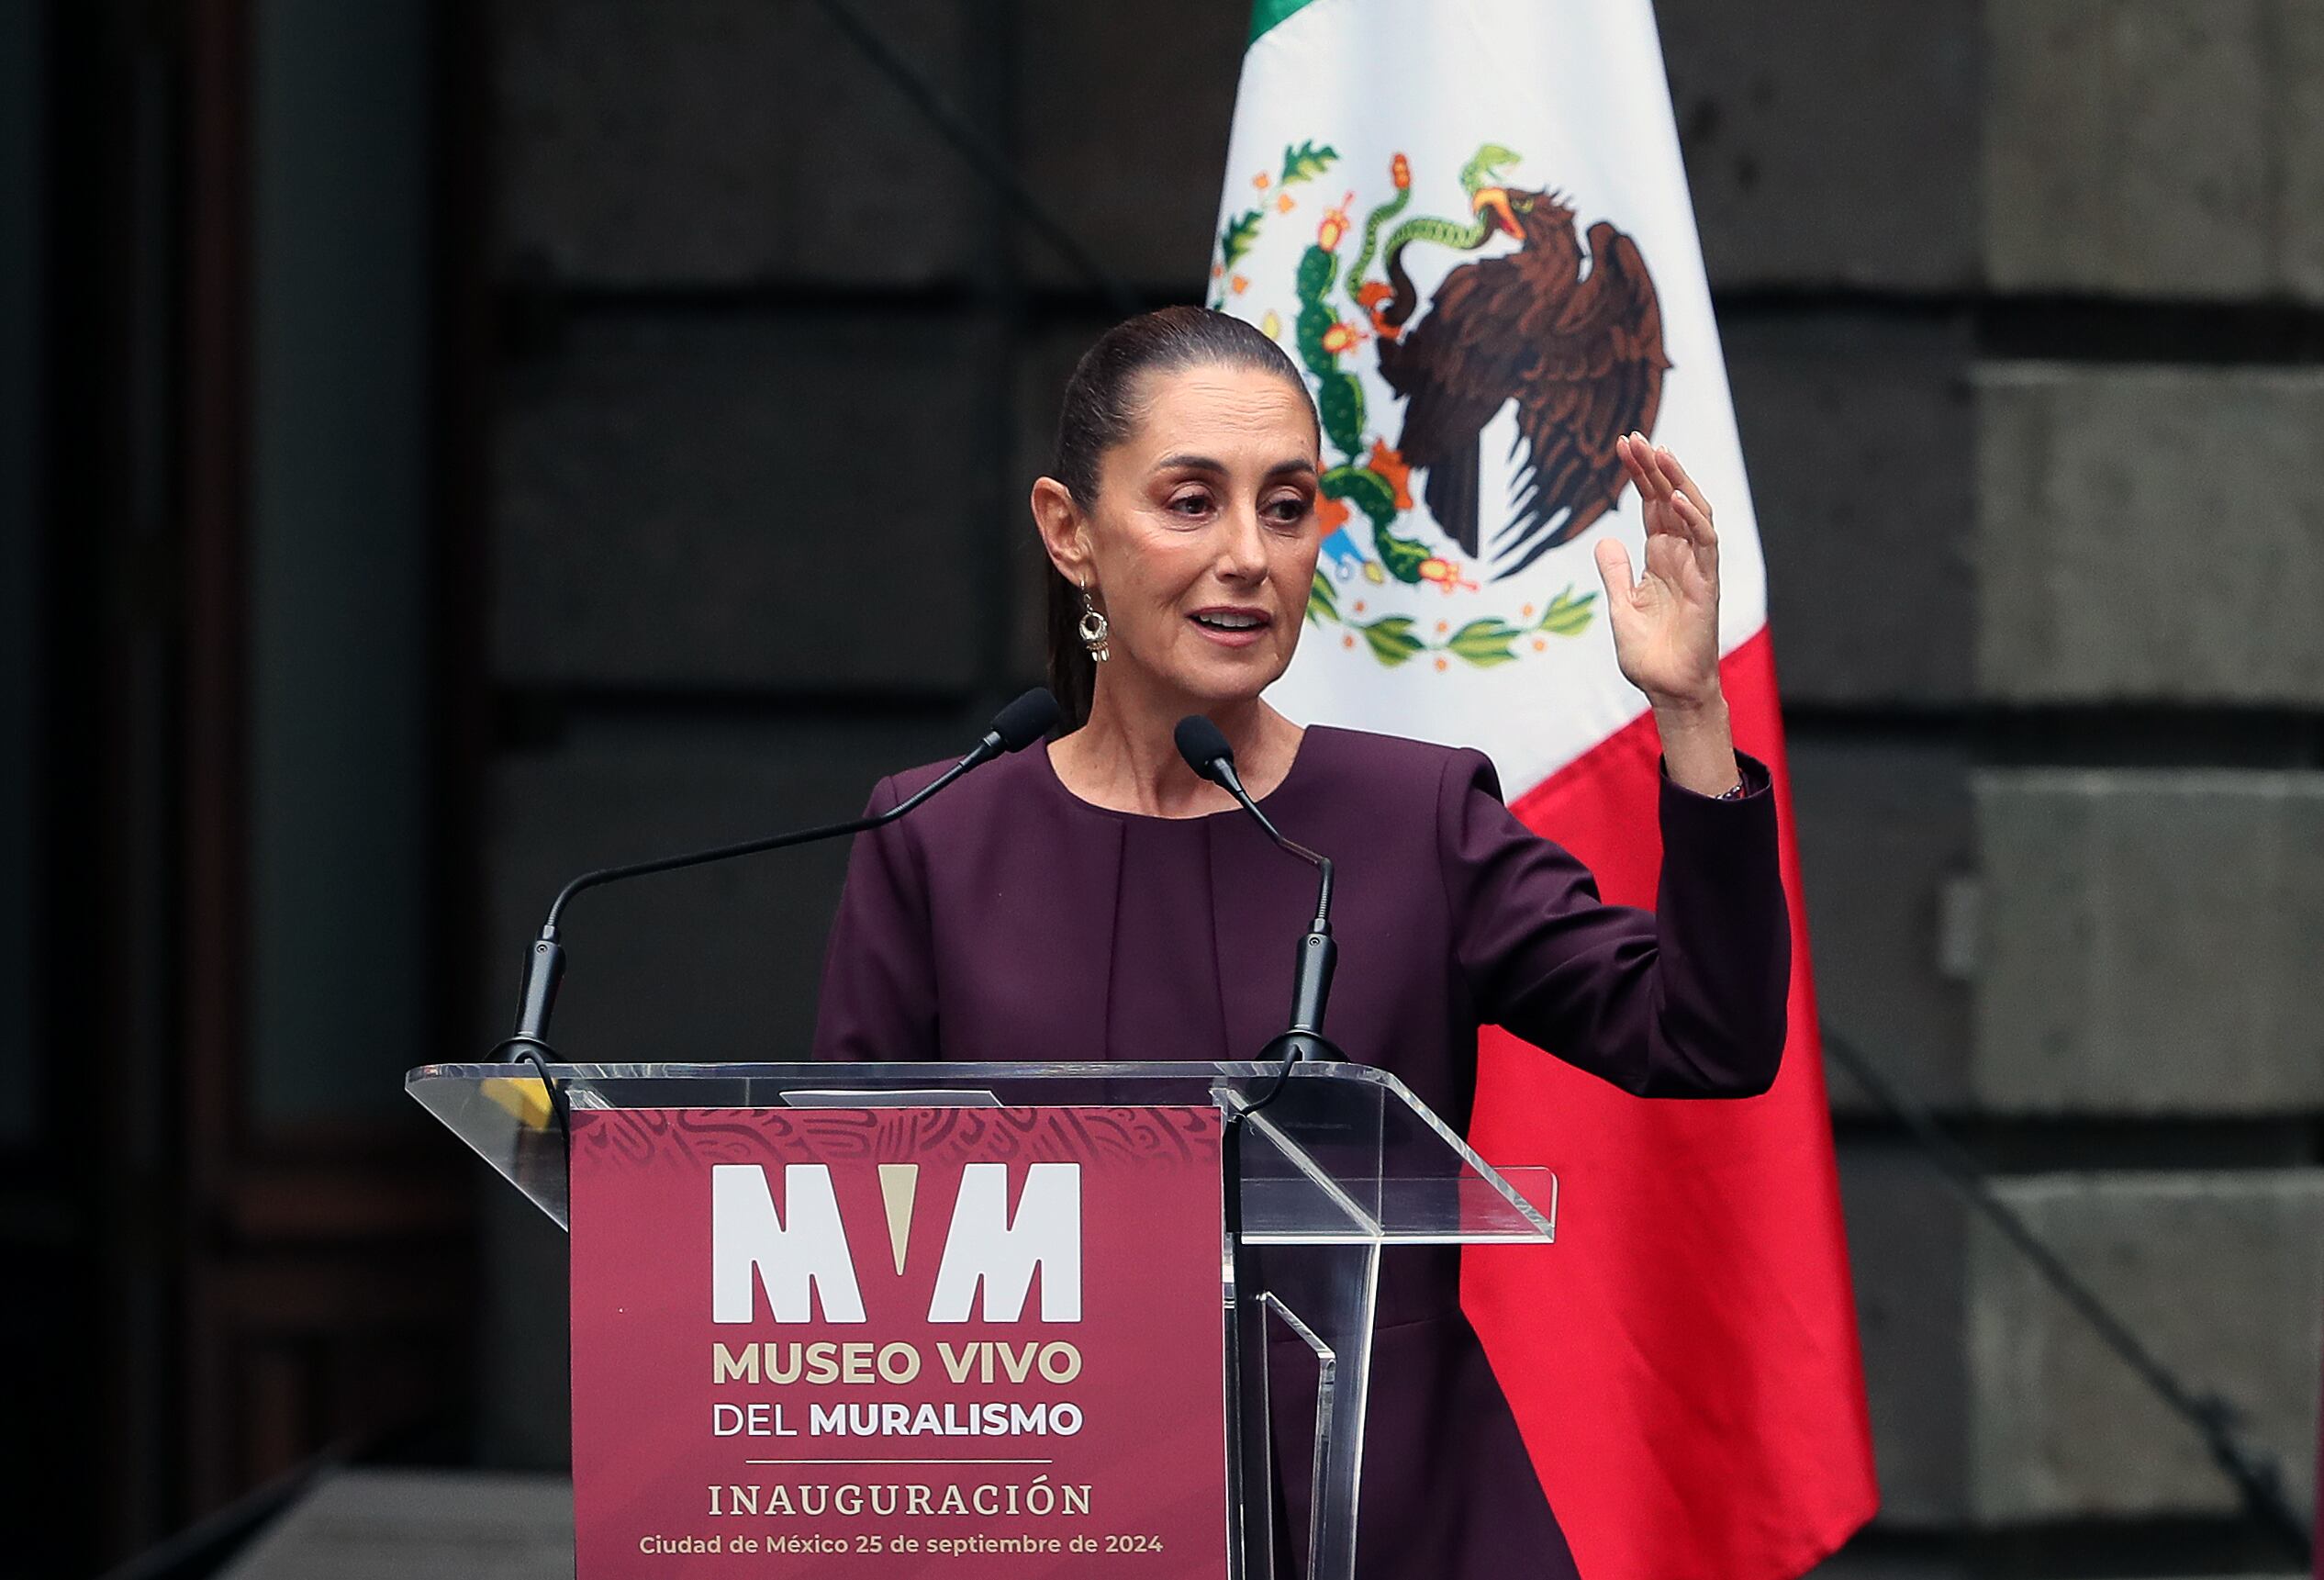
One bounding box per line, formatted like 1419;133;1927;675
1619;437;1720;591
1622;435;1719;531
1644;436;1679;496
1623;440;1686;555
1669;489;1717;550
1658;445;1714;521
1616;434;1655;500
1592;536;1635;601
1620;432;1670;501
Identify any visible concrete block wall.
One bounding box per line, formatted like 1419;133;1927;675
1977;367;2324;705
1845;1151;2324;1529
494;314;993;689
1985;0;2324;302
495;0;985;286
1657;0;1984;292
473;0;2324;1569
1673;0;2324;1561
1967;1172;2324;1523
1974;772;2324;1115
478;0;1048;1466
1662;0;2324;1564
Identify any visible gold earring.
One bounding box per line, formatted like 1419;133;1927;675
1077;579;1111;663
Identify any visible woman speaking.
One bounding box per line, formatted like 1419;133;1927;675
813;305;1788;1579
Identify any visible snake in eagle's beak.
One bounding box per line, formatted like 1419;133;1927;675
1470;185;1522;240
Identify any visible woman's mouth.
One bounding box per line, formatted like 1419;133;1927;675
1189;608;1272;648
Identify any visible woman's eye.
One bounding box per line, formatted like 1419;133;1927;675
1265;495;1313;525
1168;491;1213;517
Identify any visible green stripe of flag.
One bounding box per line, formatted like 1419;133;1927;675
1246;0;1324;46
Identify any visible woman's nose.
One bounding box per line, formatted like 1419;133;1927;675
1216;505;1268;580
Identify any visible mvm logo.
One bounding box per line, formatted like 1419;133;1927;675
711;1162;1081;1326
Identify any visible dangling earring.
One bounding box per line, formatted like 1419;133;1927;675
1077;579;1111;663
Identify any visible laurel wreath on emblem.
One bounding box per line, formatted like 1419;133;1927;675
1212;140;1670;672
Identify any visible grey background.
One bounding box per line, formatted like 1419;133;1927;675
470;1;2324;1574
3;0;2319;1574
0;0;41;1148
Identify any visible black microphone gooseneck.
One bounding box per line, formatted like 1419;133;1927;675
500;688;1062;1057
1173;715;1343;1063
1179;713;1342;1580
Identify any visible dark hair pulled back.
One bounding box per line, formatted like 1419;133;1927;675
1044;305;1317;730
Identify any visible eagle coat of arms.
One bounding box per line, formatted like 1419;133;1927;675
1212;142;1670;671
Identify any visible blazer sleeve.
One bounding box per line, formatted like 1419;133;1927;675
810;775;940;1063
1438;746;1790;1098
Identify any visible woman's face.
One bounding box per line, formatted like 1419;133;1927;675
1054;362;1322;710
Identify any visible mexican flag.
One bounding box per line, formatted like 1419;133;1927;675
1211;2;1878;1575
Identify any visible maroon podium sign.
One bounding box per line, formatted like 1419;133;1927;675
568;1105;1230;1576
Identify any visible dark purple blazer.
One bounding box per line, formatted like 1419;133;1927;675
813;724;1788;1579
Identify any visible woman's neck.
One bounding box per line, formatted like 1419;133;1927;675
1051;677;1304;818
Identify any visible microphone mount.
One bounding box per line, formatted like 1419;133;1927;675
1173;716;1343;1063
503;688;1060;1055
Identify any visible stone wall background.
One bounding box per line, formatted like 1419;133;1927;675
477;2;2324;1573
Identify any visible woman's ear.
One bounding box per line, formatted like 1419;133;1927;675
1030;476;1090;584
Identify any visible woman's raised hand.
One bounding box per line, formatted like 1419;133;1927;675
1592;433;1723;712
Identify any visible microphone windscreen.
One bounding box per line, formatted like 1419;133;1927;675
989;688;1063;752
1172;715;1235;783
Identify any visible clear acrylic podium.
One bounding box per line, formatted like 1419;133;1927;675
408;1059;1556;1580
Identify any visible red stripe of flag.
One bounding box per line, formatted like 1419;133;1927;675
1462;630;1878;1580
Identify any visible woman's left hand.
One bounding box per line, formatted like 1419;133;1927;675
1593;433;1723;712
1595;434;1741;797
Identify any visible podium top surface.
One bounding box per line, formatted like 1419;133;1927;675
407;1059;1555;1246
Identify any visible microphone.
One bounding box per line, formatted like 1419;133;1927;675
506;688;1061;1052
1173;716;1342;1061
